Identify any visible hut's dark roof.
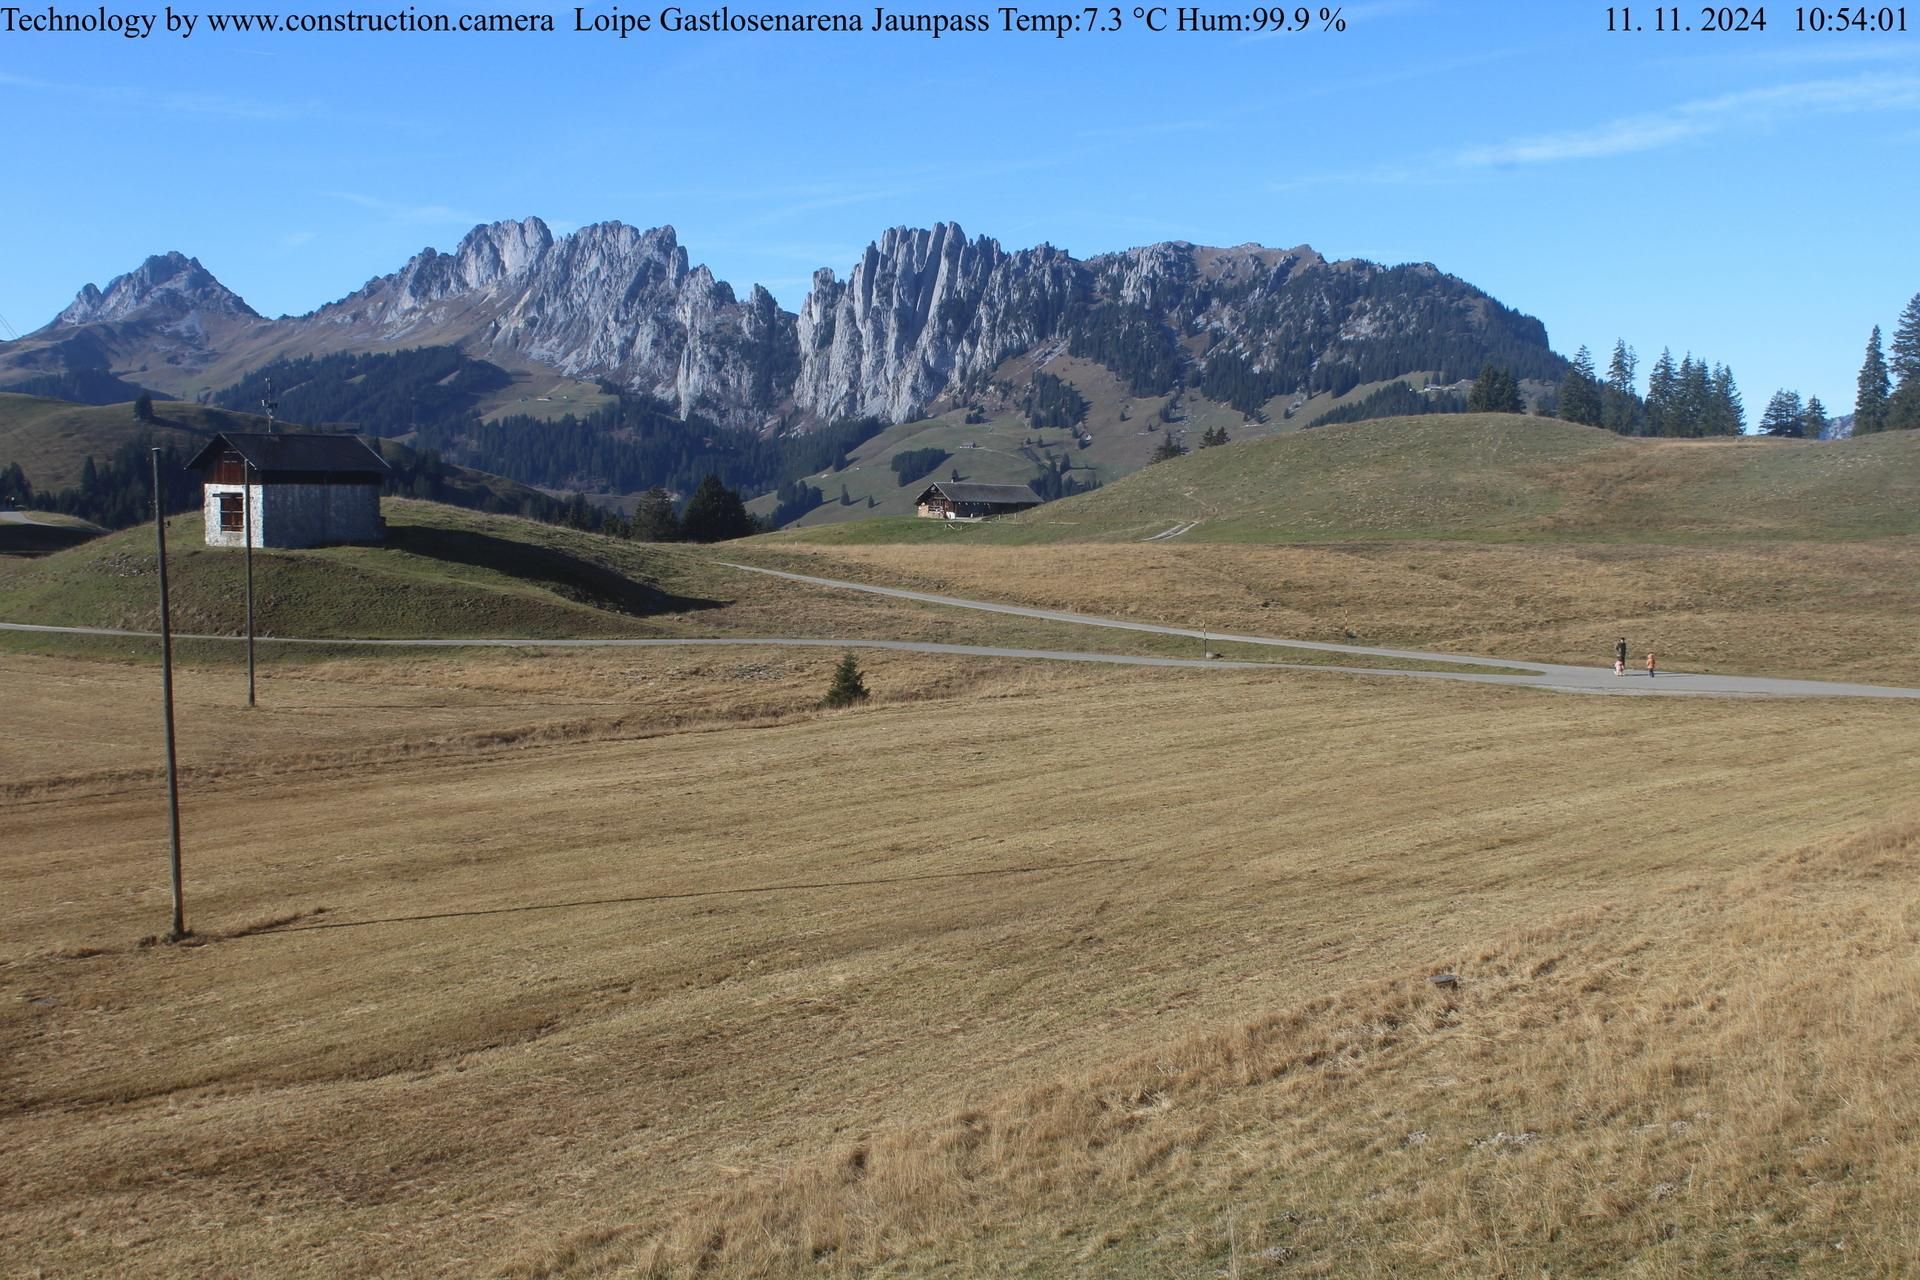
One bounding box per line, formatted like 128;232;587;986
914;481;1041;505
187;432;389;476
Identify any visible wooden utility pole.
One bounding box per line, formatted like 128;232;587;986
243;457;256;707
152;449;187;941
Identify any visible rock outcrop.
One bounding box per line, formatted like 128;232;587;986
793;223;1084;423
18;219;1560;430
307;218;795;428
56;251;261;330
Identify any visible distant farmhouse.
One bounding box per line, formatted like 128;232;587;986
189;432;389;549
913;481;1041;520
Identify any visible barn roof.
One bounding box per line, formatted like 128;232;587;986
914;481;1041;505
187;432;389;476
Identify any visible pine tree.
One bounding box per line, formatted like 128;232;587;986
1646;348;1679;436
821;652;870;708
0;461;30;507
1468;364;1493;412
1889;293;1920;430
1495;368;1523;414
1602;340;1638;432
1555;349;1602;426
1856;326;1892;435
1468;364;1526;416
1606;339;1637;394
1709;364;1745;436
631;487;681;542
1675;356;1713;437
1804;396;1830;440
1759;389;1806;438
133;392;155;423
1150;434;1186;463
679;474;755;543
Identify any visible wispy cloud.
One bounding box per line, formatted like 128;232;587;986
1456;74;1920;168
281;230;317;248
0;68;312;122
326;192;481;225
1269;163;1420;194
741;184;914;225
1680;40;1920;71
1274;73;1920;191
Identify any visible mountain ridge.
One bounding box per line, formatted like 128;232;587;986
2;218;1565;433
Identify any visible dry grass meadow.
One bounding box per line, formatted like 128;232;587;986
5;636;1920;1277
738;537;1920;686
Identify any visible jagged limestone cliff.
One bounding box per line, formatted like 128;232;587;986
11;219;1561;430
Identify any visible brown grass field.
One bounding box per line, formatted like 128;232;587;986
5;640;1919;1277
736;537;1920;686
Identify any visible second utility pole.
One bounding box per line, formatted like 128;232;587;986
152;448;187;941
243;456;255;708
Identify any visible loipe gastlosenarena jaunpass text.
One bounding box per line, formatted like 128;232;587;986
574;6;1001;37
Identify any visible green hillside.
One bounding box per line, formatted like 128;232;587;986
0;500;718;640
0;394;257;492
750;359;1475;529
774;415;1920;545
0;392;572;533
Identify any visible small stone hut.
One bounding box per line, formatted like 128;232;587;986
913;481;1041;520
188;432;389;549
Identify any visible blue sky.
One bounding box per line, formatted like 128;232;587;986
3;0;1917;410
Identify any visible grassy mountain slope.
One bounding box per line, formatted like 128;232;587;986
0;500;721;639
773;414;1920;545
752;361;1468;529
0;393;568;528
1018;414;1920;543
2;498;1378;666
0;394;256;492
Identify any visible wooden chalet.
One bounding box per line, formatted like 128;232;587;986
913;481;1041;520
187;432;389;549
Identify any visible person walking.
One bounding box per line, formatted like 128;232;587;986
1614;637;1627;676
1646;650;1657;679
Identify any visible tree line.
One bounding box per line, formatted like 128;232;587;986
1315;381;1466;426
1025;372;1088;429
889;447;950;484
1553;341;1746;436
210;347;887;511
1552;289;1920;441
1;435;199;527
1853;291;1920;434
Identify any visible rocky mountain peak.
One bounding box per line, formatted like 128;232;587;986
55;251;259;328
17;218;1560;438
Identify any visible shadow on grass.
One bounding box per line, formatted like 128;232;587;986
242;857;1130;937
387;525;725;618
0;522;102;556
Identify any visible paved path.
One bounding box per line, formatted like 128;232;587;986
7;614;1915;699
712;560;1920;700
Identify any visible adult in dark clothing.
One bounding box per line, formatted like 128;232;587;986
1614;637;1628;676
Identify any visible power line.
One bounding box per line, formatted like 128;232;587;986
0;311;19;341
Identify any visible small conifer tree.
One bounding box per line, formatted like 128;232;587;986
823;652;869;708
1857;326;1891;435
